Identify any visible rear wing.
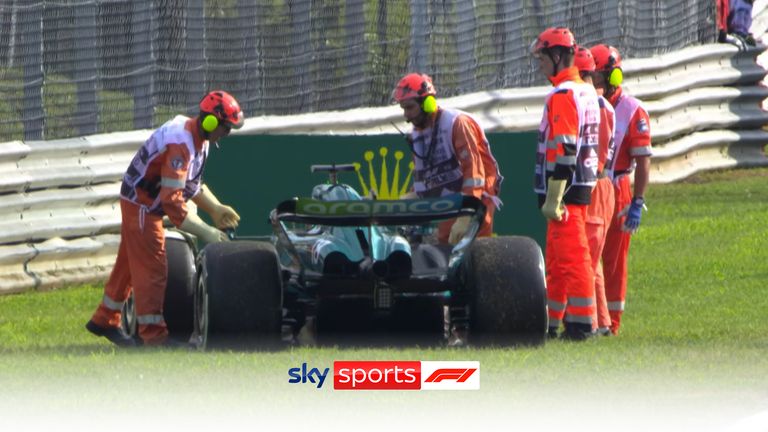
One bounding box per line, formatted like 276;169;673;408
273;194;485;226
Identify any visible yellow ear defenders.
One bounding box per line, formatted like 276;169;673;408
608;67;624;87
422;95;437;114
201;114;219;133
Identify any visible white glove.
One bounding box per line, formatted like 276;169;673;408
448;215;472;245
180;212;229;244
541;178;567;221
192;185;240;229
211;204;240;229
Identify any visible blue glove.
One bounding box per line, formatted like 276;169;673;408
618;197;646;234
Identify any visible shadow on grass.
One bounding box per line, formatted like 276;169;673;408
199;332;547;353
0;333;548;355
0;343;186;356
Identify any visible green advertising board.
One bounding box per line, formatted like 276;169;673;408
204;132;546;247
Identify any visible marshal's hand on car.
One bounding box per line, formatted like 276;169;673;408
448;215;472;244
212;204;240;229
181;212;230;243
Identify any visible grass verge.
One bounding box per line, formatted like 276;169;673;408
0;168;767;431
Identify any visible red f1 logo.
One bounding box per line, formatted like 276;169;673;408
424;368;477;383
332;361;480;390
421;361;479;390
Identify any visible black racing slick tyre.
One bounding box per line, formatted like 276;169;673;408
163;231;196;341
119;231;196;343
194;241;283;350
465;236;547;346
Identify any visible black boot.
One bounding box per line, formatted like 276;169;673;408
85;320;137;347
561;322;595;341
547;327;559;339
596;327;613;337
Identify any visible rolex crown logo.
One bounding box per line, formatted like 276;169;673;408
354;147;414;200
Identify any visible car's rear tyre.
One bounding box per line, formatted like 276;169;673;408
120;231;196;343
194;241;283;350
465;236;547;346
163;232;196;341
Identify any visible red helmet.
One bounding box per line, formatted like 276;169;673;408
199;90;244;129
392;73;437;102
531;27;576;53
590;44;622;72
574;46;596;72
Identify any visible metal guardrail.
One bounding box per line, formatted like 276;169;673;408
0;42;766;294
0;234;119;294
0;131;150;194
237;45;767;134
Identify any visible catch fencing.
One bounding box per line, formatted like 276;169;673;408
1;0;717;141
0;39;766;294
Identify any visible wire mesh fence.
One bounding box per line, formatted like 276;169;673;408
0;0;717;141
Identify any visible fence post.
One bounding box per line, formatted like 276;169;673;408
498;1;523;88
409;0;428;72
289;0;312;113
1;1;18;68
19;2;44;140
131;0;155;129
74;1;98;136
454;0;477;93
187;0;205;115
603;2;621;45
237;0;258;114
344;0;365;108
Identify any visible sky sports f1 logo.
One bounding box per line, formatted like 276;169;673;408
336;361;479;390
288;361;479;390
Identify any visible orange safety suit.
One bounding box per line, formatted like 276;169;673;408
602;87;652;334
535;67;599;330
586;95;615;331
91;116;208;345
409;108;502;243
